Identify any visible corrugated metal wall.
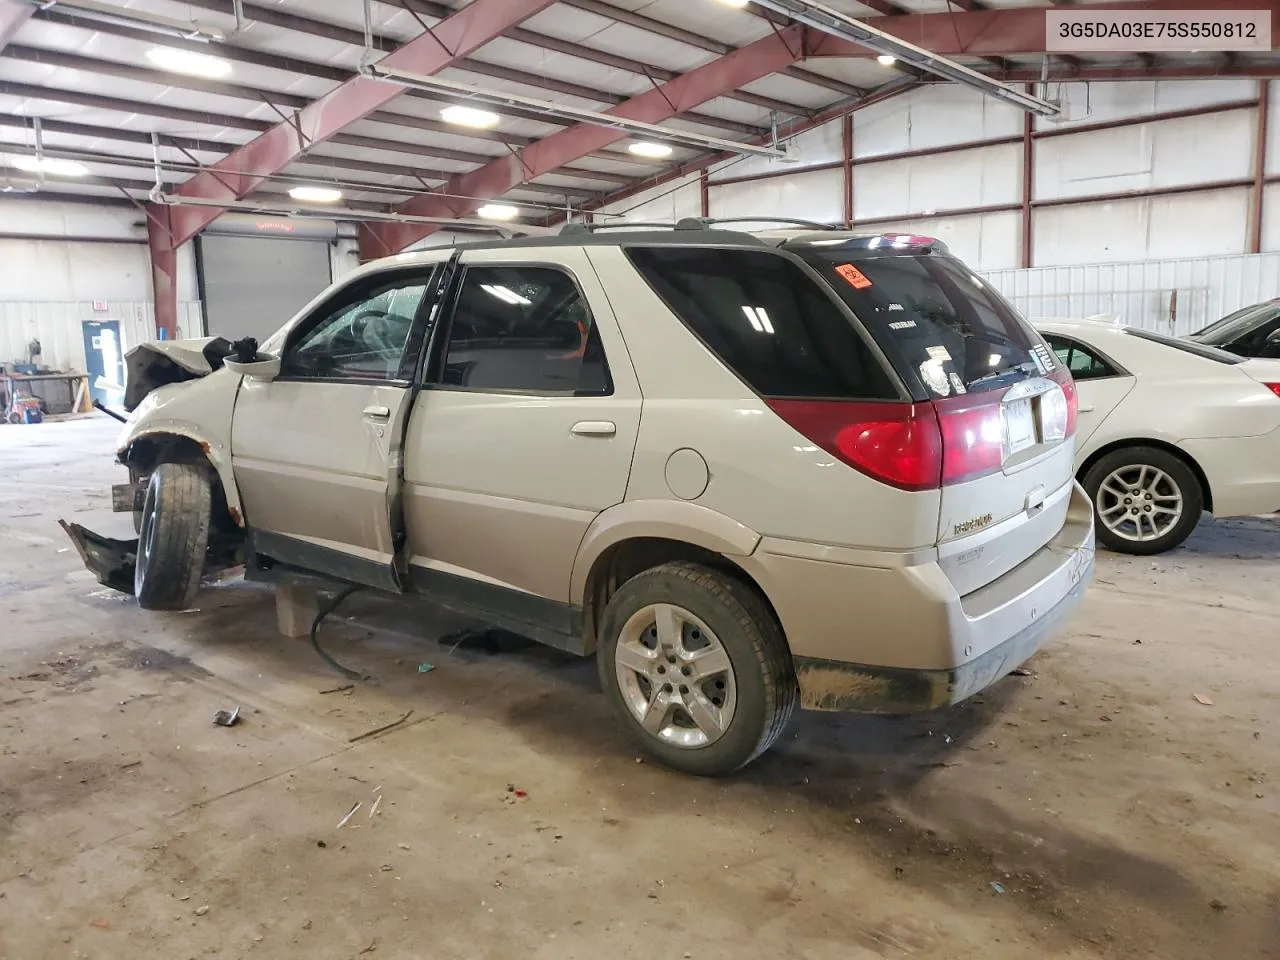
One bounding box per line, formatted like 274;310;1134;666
984;253;1280;335
0;301;203;373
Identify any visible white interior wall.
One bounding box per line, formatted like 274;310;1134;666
596;78;1273;326
0;198;202;371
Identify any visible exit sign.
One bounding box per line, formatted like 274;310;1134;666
91;300;108;311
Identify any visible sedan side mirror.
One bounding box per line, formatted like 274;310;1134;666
225;354;281;381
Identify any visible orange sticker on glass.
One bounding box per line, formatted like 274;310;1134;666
835;263;872;290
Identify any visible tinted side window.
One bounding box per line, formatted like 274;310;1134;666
282;276;429;381
625;247;897;400
1044;335;1118;380
437;265;611;396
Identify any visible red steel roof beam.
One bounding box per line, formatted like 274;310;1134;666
361;24;814;256
163;0;560;247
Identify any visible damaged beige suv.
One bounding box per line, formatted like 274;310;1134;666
66;220;1095;775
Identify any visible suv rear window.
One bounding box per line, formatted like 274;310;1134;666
625;247;897;400
794;247;1049;398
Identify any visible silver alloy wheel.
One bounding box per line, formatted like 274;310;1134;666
1096;463;1184;543
135;483;158;588
613;603;738;749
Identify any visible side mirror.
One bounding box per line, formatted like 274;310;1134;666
225;354;281;381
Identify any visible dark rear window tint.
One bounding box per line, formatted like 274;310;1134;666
625;247;897;400
796;250;1049;397
1125;327;1244;363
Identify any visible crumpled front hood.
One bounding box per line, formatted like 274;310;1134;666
123;337;234;411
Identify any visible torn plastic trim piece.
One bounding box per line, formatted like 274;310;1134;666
59;520;137;595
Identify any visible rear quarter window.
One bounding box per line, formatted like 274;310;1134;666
624;246;898;400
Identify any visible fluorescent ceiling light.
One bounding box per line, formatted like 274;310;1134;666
719;0;751;6
11;155;89;177
876;54;897;66
146;46;233;79
628;141;674;159
441;104;500;129
288;185;343;203
477;203;520;221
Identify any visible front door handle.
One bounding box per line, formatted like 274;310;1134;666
1078;404;1095;413
571;420;616;437
363;405;391;421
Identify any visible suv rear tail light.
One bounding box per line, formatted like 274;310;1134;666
1051;369;1079;437
765;399;942;491
1264;382;1280;399
933;394;1004;485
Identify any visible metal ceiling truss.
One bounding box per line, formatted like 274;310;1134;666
360;22;830;256
361;64;792;161
751;0;1060;116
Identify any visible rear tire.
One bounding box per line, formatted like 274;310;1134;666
596;562;797;776
1082;446;1203;555
134;462;212;610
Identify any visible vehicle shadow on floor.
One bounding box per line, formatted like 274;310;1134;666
133;579;1215;955
1177;514;1280;559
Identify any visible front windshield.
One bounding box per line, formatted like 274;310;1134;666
1190;302;1278;344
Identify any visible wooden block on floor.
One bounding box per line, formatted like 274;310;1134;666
275;584;320;638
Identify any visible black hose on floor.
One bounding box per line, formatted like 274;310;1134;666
309;585;370;682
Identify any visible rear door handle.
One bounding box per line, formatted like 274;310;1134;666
363;405;391;421
571;420;616;437
1078;404;1095;413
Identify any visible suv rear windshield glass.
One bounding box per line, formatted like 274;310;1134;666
794;248;1048;398
625;246;897;400
1124;327;1244;363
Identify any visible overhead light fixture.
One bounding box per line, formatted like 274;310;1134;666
628;141;674;159
748;0;1062;117
11;155;90;177
876;54;897;66
146;46;233;79
149;190;554;234
361;63;791;160
441;104;501;129
719;0;751;6
288;185;343;203
20;0;226;42
477;204;520;221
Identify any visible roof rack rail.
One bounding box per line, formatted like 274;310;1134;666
558;216;843;237
675;216;843;231
558;220;696;235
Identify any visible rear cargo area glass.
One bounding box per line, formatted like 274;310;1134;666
798;250;1044;398
625;247;897;400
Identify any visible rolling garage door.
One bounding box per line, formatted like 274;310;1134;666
197;233;333;343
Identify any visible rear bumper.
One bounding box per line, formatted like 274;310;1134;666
1179;434;1280;517
744;482;1095;713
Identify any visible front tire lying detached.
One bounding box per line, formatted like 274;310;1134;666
1082;445;1203;555
597;562;797;776
134;462;212;610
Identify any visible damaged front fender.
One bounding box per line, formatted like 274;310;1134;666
59;520;137;595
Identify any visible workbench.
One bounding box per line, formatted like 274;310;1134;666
1;372;92;422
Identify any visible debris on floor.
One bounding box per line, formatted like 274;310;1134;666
212;706;241;727
337;802;362;828
417;662;435;673
349;709;414;743
1194;694;1214;706
318;684;355;695
989;881;1006;894
1010;667;1035;677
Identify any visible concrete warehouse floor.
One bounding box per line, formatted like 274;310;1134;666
1;416;1278;960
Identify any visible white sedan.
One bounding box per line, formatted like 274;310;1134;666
1035;319;1280;554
